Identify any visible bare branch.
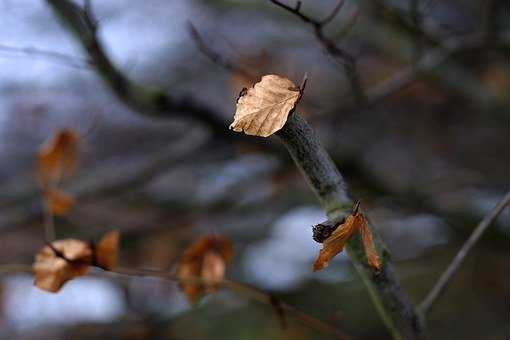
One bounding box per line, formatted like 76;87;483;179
419;190;510;315
45;0;228;137
0;263;349;339
268;0;366;104
188;22;256;82
320;0;346;26
365;31;510;105
0;43;91;69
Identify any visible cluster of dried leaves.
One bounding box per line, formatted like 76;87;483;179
313;207;381;272
33;230;120;292
37;129;78;215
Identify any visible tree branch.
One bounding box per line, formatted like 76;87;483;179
268;0;367;105
188;23;256;82
45;0;228;137
0;43;91;69
419;190;510;315
0;263;349;339
276;113;422;339
365;31;510;105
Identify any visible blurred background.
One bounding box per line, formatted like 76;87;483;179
0;0;509;339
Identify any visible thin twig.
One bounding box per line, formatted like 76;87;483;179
268;0;366;104
0;44;91;69
365;31;510;105
320;0;346;26
1;260;349;339
0;262;348;338
43;200;56;242
188;23;256;82
419;190;510;314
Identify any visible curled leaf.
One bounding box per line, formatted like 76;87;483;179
177;235;233;304
360;217;381;272
44;188;75;216
95;230;120;270
33;239;92;293
230;74;301;137
313;213;360;271
37;129;78;185
313;207;382;273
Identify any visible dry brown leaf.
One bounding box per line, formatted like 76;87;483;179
38;129;78;186
44;188;75;216
33;239;93;293
177;235;233;304
313;208;382;273
313;213;360;271
230;74;300;137
95;230;120;270
359;216;382;272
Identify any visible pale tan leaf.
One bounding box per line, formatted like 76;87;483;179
313;212;362;271
33;239;92;293
230;74;300;137
44;188;75;216
359;216;382;272
95;230;120;270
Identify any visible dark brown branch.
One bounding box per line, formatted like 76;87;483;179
419;190;510;315
45;0;228;137
268;0;367;104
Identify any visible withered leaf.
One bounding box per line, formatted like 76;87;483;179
313;208;382;273
44;188;75;216
95;230;120;270
230;74;300;137
33;239;92;293
177;235;233;304
313;213;360;271
37;129;78;185
359;217;381;272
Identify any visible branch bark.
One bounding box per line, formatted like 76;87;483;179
276;113;422;340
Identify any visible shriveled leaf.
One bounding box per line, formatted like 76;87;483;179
313;212;362;271
33;239;92;293
177;235;233;304
230;74;300;137
359;216;381;272
95;230;120;270
44;188;75;215
38;129;78;186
